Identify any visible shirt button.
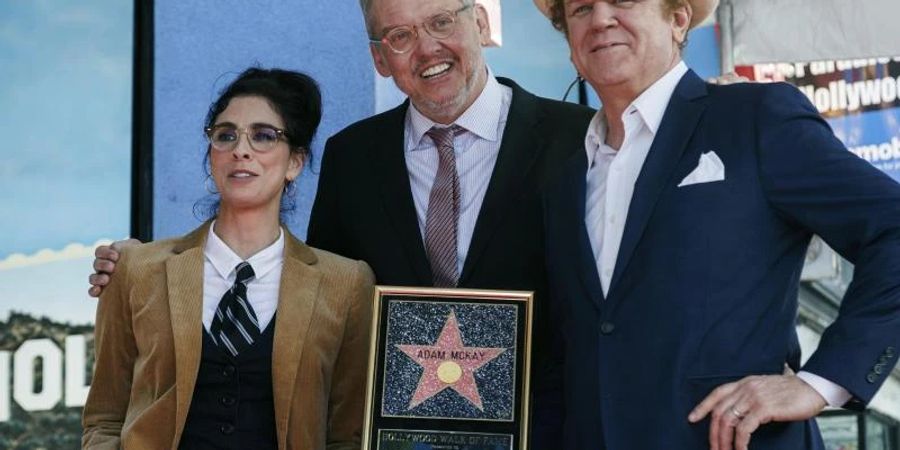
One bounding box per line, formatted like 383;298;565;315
609;215;617;225
604;269;613;278
220;396;236;407
222;365;236;377
600;322;615;335
220;423;235;435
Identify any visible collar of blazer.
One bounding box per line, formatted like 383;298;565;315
171;220;319;266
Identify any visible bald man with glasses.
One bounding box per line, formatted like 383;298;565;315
306;1;593;444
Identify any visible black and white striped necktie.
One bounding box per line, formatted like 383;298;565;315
210;261;259;356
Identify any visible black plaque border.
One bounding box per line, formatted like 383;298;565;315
362;287;533;450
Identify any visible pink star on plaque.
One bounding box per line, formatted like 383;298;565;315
397;309;506;411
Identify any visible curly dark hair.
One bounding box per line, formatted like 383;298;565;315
204;67;321;158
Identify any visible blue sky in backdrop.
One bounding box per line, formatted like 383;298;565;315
0;0;132;259
1;0;132;323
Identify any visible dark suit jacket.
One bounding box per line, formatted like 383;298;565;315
307;77;594;446
544;70;900;449
82;223;375;450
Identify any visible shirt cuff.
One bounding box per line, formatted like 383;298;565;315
797;371;853;407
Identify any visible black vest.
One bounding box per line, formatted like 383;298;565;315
179;317;278;450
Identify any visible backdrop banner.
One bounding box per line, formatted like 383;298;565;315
737;56;900;181
0;1;133;448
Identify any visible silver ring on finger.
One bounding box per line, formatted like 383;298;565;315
730;406;746;420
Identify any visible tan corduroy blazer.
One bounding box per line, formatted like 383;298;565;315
82;222;374;450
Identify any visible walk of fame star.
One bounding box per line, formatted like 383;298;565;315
396;309;506;411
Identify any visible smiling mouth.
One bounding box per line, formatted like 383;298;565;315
420;62;452;79
592;43;625;53
229;170;258;178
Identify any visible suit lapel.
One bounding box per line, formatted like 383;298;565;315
166;224;209;441
460;78;543;284
559;152;606;310
271;233;322;448
373;102;433;285
607;71;708;300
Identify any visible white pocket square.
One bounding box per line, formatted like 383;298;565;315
678;151;725;187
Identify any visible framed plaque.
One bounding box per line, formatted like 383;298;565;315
362;286;533;450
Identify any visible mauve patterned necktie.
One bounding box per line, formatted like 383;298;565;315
424;125;463;287
209;261;260;356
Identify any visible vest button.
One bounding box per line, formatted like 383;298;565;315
600;322;615;335
220;396;236;407
222;365;236;377
220;423;234;435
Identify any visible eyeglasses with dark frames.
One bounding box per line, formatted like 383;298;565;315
204;123;288;153
370;3;473;54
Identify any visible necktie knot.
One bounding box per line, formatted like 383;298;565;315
425;125;463;152
234;261;255;285
212;261;260;357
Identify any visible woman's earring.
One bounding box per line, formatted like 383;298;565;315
284;179;297;197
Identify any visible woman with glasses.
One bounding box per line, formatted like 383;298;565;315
82;68;374;450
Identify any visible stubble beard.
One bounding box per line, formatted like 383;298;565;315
416;59;486;123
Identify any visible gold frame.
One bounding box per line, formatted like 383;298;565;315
361;286;534;450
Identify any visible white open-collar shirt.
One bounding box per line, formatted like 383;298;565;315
583;61;849;407
585;62;688;297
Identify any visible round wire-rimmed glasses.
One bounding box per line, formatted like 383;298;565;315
370;3;473;54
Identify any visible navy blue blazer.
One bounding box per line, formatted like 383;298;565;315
544;70;900;449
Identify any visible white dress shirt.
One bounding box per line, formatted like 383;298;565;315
202;222;284;333
585;62;688;296
405;69;512;275
583;61;851;407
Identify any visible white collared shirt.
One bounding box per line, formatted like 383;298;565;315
405;69;513;275
582;61;850;408
585;62;688;297
202;222;284;332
